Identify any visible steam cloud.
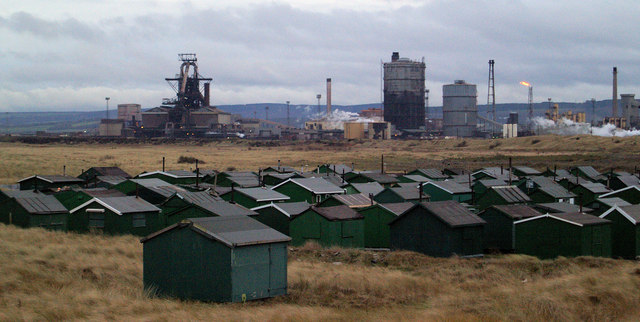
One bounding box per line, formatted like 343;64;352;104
532;117;640;137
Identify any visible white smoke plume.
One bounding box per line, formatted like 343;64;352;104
532;117;640;137
308;109;376;130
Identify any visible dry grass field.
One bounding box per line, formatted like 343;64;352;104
1;224;640;321
1;134;640;184
2;135;640;320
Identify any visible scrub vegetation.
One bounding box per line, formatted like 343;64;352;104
1;224;639;320
1;134;640;184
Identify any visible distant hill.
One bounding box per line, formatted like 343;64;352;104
0;100;614;134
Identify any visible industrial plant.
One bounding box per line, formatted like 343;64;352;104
90;53;640;140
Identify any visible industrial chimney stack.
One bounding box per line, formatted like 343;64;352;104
326;78;332;116
613;67;618;118
204;83;210;107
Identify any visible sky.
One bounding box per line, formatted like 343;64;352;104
1;0;639;112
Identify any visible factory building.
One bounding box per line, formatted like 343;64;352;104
443;80;478;137
383;52;426;130
621;94;639;128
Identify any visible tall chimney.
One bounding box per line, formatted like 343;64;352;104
326;78;332;116
613;67;618;118
204;83;210;107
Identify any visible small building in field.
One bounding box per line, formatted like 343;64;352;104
272;178;344;204
136;170;199;185
344;182;385;196
289;205;364;247
358;202;413;248
373;186;428;204
220;187;290;209
346;172;398;188
0;192;68;231
160;191;255;228
78;167;131;185
389;200;485;257
478;205;540;251
18;175;84;191
141;216;290;303
600;205;640;259
570;182;611;205
514;212;611;259
476;186;531;210
421;181;472;202
570;166;605;182
69;196;162;236
113;178;184;205
586;197;632;216
598;186;640;205
54;188;126;210
250;201;310;235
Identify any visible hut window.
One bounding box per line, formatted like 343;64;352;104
132;214;146;227
89;213;105;228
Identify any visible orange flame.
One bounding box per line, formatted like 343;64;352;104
520;81;531;87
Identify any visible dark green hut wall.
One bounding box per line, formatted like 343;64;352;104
479;210;515;251
252;208;290;235
605;189;640;204
274;182;313;203
358;206;396;248
605;211;638;258
373;190;404;203
0;200;68;231
68;202;160;236
164;205;218;227
290;211;364;248
230;243;288;302
143;227;232;302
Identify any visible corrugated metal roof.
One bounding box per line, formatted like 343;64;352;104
513;166;541;175
577;182;610;194
95;196;160;214
2;190;42;199
319;175;348;187
323;164;353;174
575;166;601;180
413;169;448;179
198;200;257;217
419;200;486;227
333;193;374;207
14;195;68;214
89;167;131;178
362;173;398;184
554;169;572;178
129;178;173;187
596;197;632;207
490;204;540;219
379;202;414;216
82;188;126;198
145;216;291;247
18;175;84;184
616;175;640;188
275;202;310;217
449;174;472;185
476;179;506;188
492;186;531;203
312;205;364;221
616;205;640;223
389;187;423;200
138;170;196;179
96;176;128;186
148;185;185;198
551;212;610;226
535;202;592;214
263;172;298;180
178;191;223;204
538;185;576;199
350;182;385;196
228;176;260;188
426;181;471;194
236;187;290;202
528;176;558;188
401;175;431;183
278;178;344;194
222;171;257;178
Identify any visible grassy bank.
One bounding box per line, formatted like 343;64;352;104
1;224;639;320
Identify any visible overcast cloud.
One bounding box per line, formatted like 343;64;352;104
1;0;639;112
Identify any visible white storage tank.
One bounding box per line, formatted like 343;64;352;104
443;80;477;137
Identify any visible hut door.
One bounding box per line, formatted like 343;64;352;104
591;226;603;257
268;244;287;296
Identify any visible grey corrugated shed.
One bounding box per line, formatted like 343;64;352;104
402;175;431;183
575;166;602;180
18;175;84;184
273;202;310;217
96;176;128;186
97;196;161;214
199;200;257;217
597;197;632;208
282;178;344;194
616;205;640;222
333;193;374;207
418;200;486;227
312;205;363;221
350;182;385;196
492;186;531;203
490;205;540;219
538;185;576;198
15;195;68;214
379;202;414;216
578;182;611;194
413;169;448;179
142;216;291;247
236;187;289;202
535;202;592;214
550;212;610;226
513;166;541;175
617;175;640;187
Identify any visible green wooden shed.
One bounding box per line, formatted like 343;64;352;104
476;186;531;210
78;167;131;187
570;182;611;205
0;192;68;231
136;170;199;185
598;186;640;205
421;181;472;202
250;201;310;235
609;175;640;191
373;186;428;204
69;196;162;236
514;212;611;259
407;168;449;181
600;205;640;258
161;192;256;228
141;216;290;303
346;173;398;188
478;205;540;252
272;178;344;204
344;182;385;195
113;178;182;205
472;179;506;197
317;193;374;209
511;166;542;177
389;200;485;257
220;187;290;209
586;197;631;216
358;202;413;249
289;205;364;247
18;175;84;191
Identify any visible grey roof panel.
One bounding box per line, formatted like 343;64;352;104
236;187;290;202
597;197;632;208
332;193;374;207
98;196;161;214
537;185;576;199
492;186;531;203
420;200;486;227
616;175;640;188
197;200;257;217
312;205;363;221
552;212;610;226
287;178;344;194
350;182;385;196
427;181;472;194
82;188;126;198
379;202;414;216
188;216;291;247
575;166;601;180
389;187;423;200
275;201;311;216
535;202;592;214
618;205;640;222
401;175;431;183
513;166;541;175
490;204;540;219
362;173;399;184
414;169;449;179
578;182;611;194
15;195;68;214
129;178;174;187
228;177;261;188
96;176;128;186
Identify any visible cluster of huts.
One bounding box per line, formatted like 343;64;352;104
2;163;640;302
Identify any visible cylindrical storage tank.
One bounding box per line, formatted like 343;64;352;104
383;53;426;130
443;80;477;137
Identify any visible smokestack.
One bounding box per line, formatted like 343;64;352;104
613;67;618;118
204;83;210;107
326;78;332;116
